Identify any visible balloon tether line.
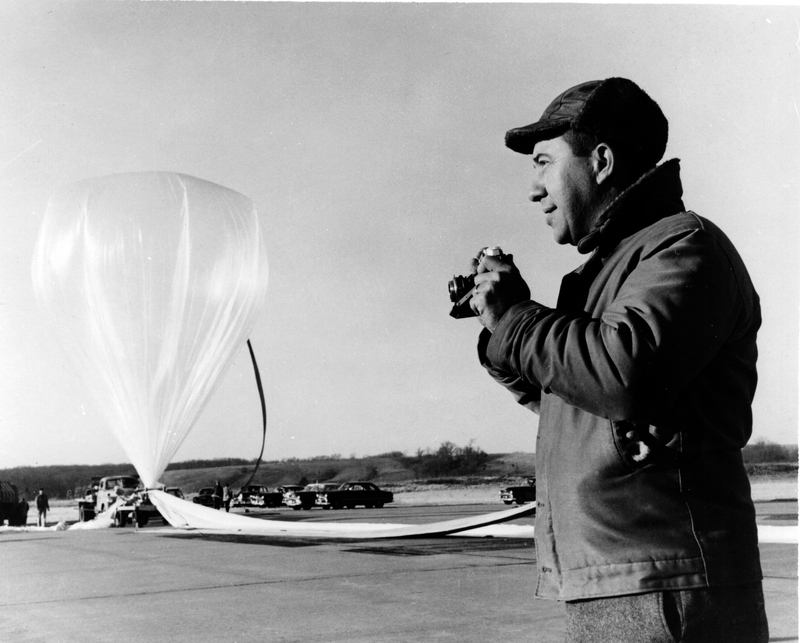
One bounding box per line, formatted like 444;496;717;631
241;339;267;490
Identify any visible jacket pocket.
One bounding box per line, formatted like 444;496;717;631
611;420;679;470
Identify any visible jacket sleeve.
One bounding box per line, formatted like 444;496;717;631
478;328;541;414
482;224;755;421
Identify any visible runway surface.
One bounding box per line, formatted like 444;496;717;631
1;501;796;643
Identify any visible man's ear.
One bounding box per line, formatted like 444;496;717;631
591;143;615;186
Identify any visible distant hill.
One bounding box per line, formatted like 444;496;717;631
146;452;540;495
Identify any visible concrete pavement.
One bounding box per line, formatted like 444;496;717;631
0;502;796;643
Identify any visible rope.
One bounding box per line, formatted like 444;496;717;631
240;339;267;490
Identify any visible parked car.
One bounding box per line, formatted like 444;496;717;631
192;487;216;507
316;482;394;510
233;485;281;508
499;479;536;505
275;485;304;505
165;487;185;500
283;483;340;510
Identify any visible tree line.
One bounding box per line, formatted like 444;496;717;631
741;439;797;464
396;441;491;479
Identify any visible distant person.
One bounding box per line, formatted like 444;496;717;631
18;495;29;526
36;488;49;527
223;484;232;512
212;480;223;510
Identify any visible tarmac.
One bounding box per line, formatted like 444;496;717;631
0;501;796;643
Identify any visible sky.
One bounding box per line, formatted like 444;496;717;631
1;2;798;470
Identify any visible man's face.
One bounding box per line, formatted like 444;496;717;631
528;135;604;246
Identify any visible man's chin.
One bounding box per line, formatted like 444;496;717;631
551;229;571;246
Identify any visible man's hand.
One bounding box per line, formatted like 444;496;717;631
470;251;530;332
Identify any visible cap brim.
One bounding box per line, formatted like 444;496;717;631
505;120;571;155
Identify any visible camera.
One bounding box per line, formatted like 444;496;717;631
448;247;503;319
448;273;478;318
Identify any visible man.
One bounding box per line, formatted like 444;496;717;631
223;483;232;512
18;494;29;526
36;488;49;527
212;480;223;510
470;78;767;642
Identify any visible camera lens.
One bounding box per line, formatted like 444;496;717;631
448;278;460;300
448;275;474;303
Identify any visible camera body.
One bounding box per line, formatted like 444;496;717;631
448;273;478;318
448;247;503;319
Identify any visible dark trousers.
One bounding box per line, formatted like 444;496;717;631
565;582;768;643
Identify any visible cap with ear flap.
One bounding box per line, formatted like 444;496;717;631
505;77;668;170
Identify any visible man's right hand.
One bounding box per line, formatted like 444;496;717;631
470;251;530;332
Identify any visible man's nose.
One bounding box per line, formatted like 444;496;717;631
529;176;545;203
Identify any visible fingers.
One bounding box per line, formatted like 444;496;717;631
481;253;519;276
469;280;501;332
475;248;510;274
473;268;497;285
469;247;489;274
469;293;482;318
463;248;529;330
471;253;531;323
471;270;500;312
481;254;507;273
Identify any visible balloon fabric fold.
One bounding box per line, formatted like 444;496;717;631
32;172;269;487
147;490;538;539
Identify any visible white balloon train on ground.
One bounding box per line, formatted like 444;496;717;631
25;171;797;545
149;490;539;539
61;492;535;539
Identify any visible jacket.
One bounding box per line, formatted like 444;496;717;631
480;159;763;601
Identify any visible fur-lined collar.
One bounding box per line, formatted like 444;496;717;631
576;159;685;255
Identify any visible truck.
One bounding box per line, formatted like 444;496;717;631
0;480;27;526
77;474;165;527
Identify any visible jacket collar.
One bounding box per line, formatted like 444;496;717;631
576;158;685;255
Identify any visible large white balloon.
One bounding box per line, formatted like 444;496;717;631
31;172;268;487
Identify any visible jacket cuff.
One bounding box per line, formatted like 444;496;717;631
485;300;545;368
477;328;493;367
